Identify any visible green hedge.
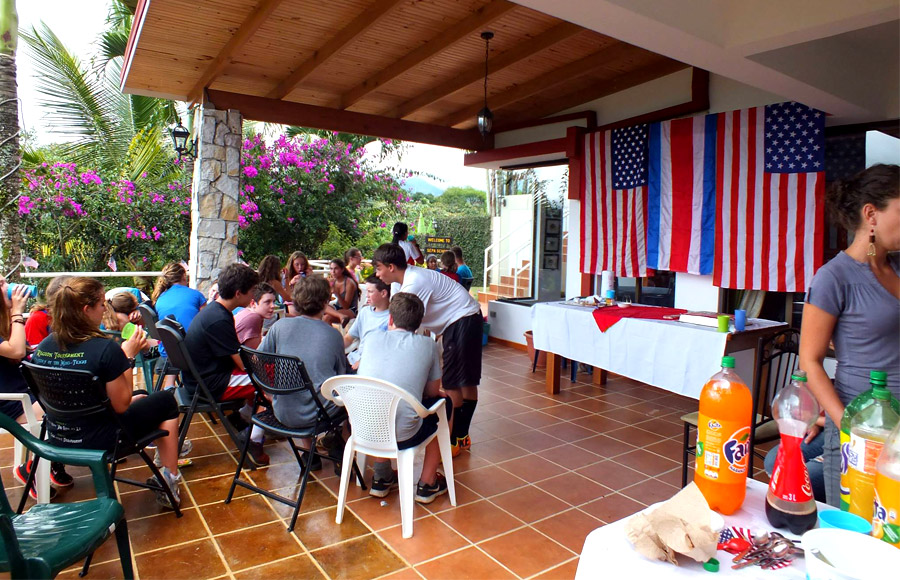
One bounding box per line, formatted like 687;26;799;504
433;215;490;284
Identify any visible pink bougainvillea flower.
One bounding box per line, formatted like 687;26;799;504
243;166;258;178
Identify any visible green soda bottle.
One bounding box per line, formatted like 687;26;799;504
841;371;900;511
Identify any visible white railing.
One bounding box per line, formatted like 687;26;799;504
21;271;164;278
482;220;533;291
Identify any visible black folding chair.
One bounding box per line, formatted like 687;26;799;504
18;361;183;519
227;347;365;532
154;319;245;454
138;303;181;392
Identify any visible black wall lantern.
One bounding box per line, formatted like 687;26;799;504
476;31;494;138
169;122;196;161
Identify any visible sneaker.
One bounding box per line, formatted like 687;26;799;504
14;461;59;500
451;435;471;458
154;439;194;468
302;452;322;472
369;471;398;498
415;473;448;504
50;462;74;487
236;428;270;467
146;466;181;510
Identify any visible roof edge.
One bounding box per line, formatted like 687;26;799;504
120;0;151;93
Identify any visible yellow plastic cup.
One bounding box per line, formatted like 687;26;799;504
717;315;730;333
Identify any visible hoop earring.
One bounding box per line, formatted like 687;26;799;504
867;228;877;257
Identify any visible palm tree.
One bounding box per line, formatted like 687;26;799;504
20;0;181;188
0;0;21;276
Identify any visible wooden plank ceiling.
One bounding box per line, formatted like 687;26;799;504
122;0;686;146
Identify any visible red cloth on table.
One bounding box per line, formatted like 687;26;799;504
591;305;687;332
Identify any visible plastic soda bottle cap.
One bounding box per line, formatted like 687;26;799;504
871;370;888;385
721;356;735;368
791;370;808;381
703;558;720;572
873;385;891;400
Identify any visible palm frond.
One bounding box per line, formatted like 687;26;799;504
123;127;173;185
21;24;128;171
97;29;128;63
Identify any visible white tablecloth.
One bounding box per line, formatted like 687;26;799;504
531;302;783;400
576;479;834;579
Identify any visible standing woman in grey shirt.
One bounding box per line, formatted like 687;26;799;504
800;164;900;507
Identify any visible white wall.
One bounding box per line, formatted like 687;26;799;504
866;130;900;166
487;301;534;345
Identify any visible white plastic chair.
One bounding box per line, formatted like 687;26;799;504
0;394;50;503
321;375;456;539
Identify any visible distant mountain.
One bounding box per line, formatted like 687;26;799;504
404;177;444;197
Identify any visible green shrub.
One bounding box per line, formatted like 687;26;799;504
433;215;490;283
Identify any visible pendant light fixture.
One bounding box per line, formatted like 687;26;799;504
476;31;494;138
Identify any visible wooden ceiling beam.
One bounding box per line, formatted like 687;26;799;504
390;21;583;119
339;0;517;110
187;0;287;104
511;59;689;124
439;41;640;128
267;0;405;101
206;89;492;151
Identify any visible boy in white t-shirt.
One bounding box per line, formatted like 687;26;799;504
344;276;390;369
373;243;483;457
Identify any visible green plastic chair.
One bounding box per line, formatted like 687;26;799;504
0;413;133;580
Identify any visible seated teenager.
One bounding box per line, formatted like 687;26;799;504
235;283;278;349
323;259;358;326
257;254;293;309
153;262;206;389
344;276;390;370
259;277;348;470
344;248;363;283
439;251;461;283
182;263;259;406
425;254;439;270
1;276;71;498
30;277;183;509
24;275;71;349
357;292;448;504
451;246;474;287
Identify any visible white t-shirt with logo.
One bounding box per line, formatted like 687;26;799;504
400;267;480;336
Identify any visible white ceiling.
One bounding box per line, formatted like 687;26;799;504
514;0;899;124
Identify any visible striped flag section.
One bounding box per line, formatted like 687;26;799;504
580;131;648;277
713;105;825;292
647;114;717;275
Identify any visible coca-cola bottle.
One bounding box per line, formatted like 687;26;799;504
765;370;820;534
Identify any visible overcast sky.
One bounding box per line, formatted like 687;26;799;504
17;0;488;191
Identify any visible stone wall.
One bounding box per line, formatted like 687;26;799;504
189;105;242;293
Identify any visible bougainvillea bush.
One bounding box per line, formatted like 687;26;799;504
17;162;191;273
236;133;416;264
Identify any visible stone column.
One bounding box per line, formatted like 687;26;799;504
189;104;242;293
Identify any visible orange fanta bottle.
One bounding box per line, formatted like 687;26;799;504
694;356;753;514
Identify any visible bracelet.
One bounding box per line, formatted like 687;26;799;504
12;319;25;325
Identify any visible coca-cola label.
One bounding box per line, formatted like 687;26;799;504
768;434;814;503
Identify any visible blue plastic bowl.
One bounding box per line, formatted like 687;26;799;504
818;509;872;534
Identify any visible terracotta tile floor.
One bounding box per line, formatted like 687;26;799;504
0;343;773;579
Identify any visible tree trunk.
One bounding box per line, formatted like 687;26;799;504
0;0;20;278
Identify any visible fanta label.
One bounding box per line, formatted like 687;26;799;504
840;429;851;509
696;413;749;483
873;473;900;548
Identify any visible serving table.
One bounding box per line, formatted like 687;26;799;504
576;479;834;579
531;302;785;397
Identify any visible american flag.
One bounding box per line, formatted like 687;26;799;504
647;115;717;275
107;255;117;272
580;126;649;277
713;102;825;292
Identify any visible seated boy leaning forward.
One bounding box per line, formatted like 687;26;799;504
372;243;483;457
182;263;260;426
357;292;449;503
344;276;390;370
258;276;349;472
